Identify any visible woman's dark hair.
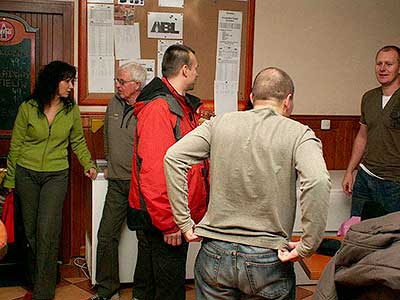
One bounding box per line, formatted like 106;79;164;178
30;60;76;115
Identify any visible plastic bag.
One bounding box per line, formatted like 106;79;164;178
1;192;15;243
337;216;361;237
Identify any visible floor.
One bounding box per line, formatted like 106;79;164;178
0;260;316;300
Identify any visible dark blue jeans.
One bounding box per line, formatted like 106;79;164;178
194;239;295;300
351;168;400;216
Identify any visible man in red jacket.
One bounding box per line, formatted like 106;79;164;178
128;44;208;300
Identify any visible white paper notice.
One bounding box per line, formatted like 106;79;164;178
119;59;155;85
148;12;183;39
88;4;114;56
158;0;184;8
216;10;242;83
118;0;144;5
114;24;141;60
157;39;183;78
88;0;113;3
88;56;115;93
214;81;238;115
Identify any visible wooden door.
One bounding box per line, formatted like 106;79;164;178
0;0;75;262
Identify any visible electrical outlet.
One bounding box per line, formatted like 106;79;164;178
321;119;331;130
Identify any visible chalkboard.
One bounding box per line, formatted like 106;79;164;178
0;39;31;130
0;13;39;131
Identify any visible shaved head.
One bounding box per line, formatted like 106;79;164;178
252;67;294;103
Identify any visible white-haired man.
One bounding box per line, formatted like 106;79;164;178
94;62;146;300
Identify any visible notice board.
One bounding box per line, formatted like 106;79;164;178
0;13;39;131
78;0;255;114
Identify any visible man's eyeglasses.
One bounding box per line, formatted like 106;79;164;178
114;78;135;86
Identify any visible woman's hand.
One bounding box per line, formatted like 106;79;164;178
85;167;98;180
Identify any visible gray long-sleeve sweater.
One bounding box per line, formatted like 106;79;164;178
164;107;331;257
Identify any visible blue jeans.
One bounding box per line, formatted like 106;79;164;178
351;168;400;216
194;239;295;300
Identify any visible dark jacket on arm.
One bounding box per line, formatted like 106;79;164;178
314;212;400;300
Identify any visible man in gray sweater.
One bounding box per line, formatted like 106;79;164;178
164;67;331;300
94;62;146;300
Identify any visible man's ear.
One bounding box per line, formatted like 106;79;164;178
182;64;189;78
282;93;293;116
250;93;254;104
285;93;293;104
134;82;141;92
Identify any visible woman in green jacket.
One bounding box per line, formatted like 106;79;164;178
3;61;97;300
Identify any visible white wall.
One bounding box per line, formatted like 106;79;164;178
253;0;400;115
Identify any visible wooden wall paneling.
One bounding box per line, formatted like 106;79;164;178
312;129;335;170
90;126;105;160
77;114;359;171
53;15;63;61
41;14;48;63
62;2;73;68
31;12;38;28
68;116;90;258
81;113;106;161
0;136;10;167
68;152;85;258
78;115;359;171
68;113;105;257
334;120;356;169
292;115;360;170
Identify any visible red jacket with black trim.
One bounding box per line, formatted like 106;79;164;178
128;77;208;234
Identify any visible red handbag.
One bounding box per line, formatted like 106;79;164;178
1;192;15;243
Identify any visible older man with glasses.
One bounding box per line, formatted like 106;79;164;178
93;62;147;300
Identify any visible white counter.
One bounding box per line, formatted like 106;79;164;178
86;173;138;284
293;170;351;234
293;170;351;285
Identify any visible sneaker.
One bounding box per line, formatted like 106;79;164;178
90;294;108;300
110;293;120;300
91;292;120;300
